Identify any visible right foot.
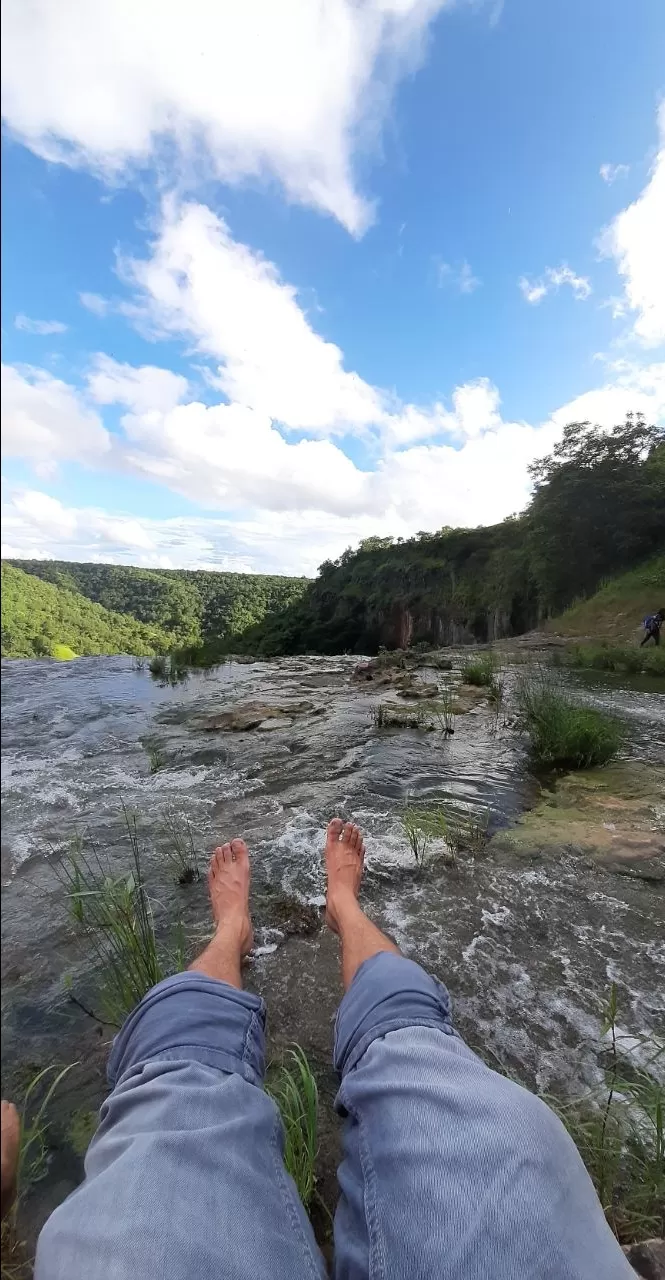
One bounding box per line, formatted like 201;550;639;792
324;818;365;934
208;840;254;956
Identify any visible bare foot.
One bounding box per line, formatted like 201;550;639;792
208;840;253;956
1;1100;20;1219
325;818;365;934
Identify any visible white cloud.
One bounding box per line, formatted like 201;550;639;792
123;199;385;436
87;354;190;415
3;358;663;573
600;162;629;184
518;278;548;305
1;0;449;234
434;257;481;293
599;103;665;347
14;314;67;335
1;363;111;474
79;292;110;317
519;264;592;305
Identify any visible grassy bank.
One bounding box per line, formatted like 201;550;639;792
545;554;665;644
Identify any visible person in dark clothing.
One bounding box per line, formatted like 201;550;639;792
641;609;665;646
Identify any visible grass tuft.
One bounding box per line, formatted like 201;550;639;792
160;809;200;885
1;1063;77;1279
460;652;498;687
559;643;665;679
53;810;175;1025
546;985;664;1243
266;1047;319;1210
401;802;489;866
516;673;622;769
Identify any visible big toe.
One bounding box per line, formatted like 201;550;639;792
326;818;343;843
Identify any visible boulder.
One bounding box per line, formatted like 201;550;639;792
203;700;315;732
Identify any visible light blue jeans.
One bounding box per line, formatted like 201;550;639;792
35;953;632;1279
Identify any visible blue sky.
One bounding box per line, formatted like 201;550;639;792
2;0;664;575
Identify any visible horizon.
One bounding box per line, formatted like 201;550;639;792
2;0;664;577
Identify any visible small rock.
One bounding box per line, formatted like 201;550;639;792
257;717;293;731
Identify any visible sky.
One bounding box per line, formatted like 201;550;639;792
1;0;664;578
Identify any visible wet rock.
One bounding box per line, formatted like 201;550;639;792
257;717;293;732
489;763;665;877
623;1239;665;1279
451;685;488;713
203;700;315;732
396;677;439;699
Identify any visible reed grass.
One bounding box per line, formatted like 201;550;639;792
516;672;622;769
266;1048;319;1210
54;811;171;1025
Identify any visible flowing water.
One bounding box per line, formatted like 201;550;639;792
1;653;664;1239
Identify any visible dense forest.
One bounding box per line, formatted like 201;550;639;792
1;564;174;658
3;416;663;660
239;415;665;655
3;562;308;657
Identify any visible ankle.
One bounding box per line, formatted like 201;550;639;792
327;888;363;926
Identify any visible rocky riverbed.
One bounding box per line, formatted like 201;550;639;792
1;650;664;1259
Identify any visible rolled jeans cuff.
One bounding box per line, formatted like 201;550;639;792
107;973;267;1088
334;952;456;1076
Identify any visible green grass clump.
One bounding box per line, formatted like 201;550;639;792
54;812;178;1025
517;674;622;769
401;802;489;866
160;809;200;885
564;643;665;678
460;652;498;687
547;985;664;1243
1;1063;76;1278
267;1047;319;1210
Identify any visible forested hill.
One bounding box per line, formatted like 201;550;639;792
240;416;665;655
4;561;309;655
1;564;174;658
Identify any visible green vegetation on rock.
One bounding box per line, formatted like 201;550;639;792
546;554;665;644
516;673;622;769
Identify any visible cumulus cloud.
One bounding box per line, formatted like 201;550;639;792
519;264;592;305
14;314;67;335
600;162;630;184
1;0;449;234
1;363;111;474
124;200;385;435
3;356;663;572
79;292;110;317
599;103;665;346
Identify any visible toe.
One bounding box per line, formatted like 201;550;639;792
327;817;343;841
209;846;224;876
342;822;354;845
350;825;362;851
230;838;249;861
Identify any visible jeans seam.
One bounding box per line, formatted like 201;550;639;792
269;1113;324;1279
340;1082;385;1280
242;1010;262;1077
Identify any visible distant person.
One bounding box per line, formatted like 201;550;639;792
18;821;631;1278
641;608;664;646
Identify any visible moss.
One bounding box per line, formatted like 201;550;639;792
67;1108;99;1156
490;763;665;878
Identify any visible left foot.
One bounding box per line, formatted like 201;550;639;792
208;840;253;956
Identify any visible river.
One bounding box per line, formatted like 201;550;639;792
1;651;664;1244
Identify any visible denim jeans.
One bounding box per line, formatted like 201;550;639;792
35;953;632;1279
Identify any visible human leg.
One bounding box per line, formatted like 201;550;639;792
1;1100;20;1220
35;840;325;1280
325;819;632;1280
